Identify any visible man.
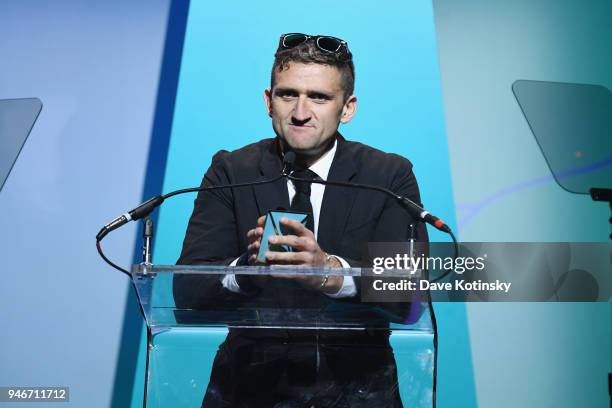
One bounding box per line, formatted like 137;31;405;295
175;33;428;407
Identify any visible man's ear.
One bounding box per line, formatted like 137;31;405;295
264;88;273;117
340;95;357;124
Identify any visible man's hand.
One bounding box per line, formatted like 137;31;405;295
265;217;343;293
265;217;326;266
243;215;269;288
246;215;266;265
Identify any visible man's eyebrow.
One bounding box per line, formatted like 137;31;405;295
273;87;297;94
273;87;335;98
307;91;334;99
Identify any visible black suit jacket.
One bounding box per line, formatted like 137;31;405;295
173;134;429;407
174;134;428;324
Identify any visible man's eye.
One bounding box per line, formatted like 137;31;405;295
310;94;330;102
277;91;297;98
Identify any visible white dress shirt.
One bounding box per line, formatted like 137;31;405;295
222;139;357;298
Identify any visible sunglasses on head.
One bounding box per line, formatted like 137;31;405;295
277;33;352;61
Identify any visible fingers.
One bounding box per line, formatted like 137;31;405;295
265;218;323;266
246;216;267;247
248;243;267;265
265;250;312;264
247;226;264;244
268;234;316;252
246;216;267;265
246;215;321;266
279;217;312;237
247;238;261;261
257;215;266;227
269;274;322;288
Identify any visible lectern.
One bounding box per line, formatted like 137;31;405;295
132;263;434;407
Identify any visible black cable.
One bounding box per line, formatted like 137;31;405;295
426;230;460;407
429;229;459;407
428;285;439;408
143;327;152;408
430;229;459;284
97;238;151;382
287;173;451;234
407;221;440;408
287;172;402;198
96;240;131;278
162;175;283;199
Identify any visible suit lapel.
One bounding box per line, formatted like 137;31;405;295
317;135;358;253
253;139;290;216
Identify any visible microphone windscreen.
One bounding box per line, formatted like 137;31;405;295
283;151;296;168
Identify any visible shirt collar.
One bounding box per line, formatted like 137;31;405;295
307;138;337;181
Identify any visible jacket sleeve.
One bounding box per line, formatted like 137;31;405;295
173;151;246;309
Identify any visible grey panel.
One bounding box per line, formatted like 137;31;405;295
513;80;612;194
0;98;42;191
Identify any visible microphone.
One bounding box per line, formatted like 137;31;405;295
96;196;164;241
281;151;296;176
398;196;451;233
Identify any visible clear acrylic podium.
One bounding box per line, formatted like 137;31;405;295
132;264;434;407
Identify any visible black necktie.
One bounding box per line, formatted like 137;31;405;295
290;169;319;232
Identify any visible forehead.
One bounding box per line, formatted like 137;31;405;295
273;63;343;94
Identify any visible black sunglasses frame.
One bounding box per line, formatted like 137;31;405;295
277;33;352;61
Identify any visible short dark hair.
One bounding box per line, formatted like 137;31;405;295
271;40;355;101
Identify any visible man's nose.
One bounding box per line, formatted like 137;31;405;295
291;97;311;124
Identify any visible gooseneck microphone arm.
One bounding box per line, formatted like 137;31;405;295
94;154;296;277
286;172;451;233
95;153;297;242
286;170;458;284
95;176;284;242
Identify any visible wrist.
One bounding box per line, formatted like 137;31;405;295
324;252;342;268
320;275;344;294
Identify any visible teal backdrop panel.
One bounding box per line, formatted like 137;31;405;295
144;1;477;407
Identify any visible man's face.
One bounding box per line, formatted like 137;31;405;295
264;63;356;158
